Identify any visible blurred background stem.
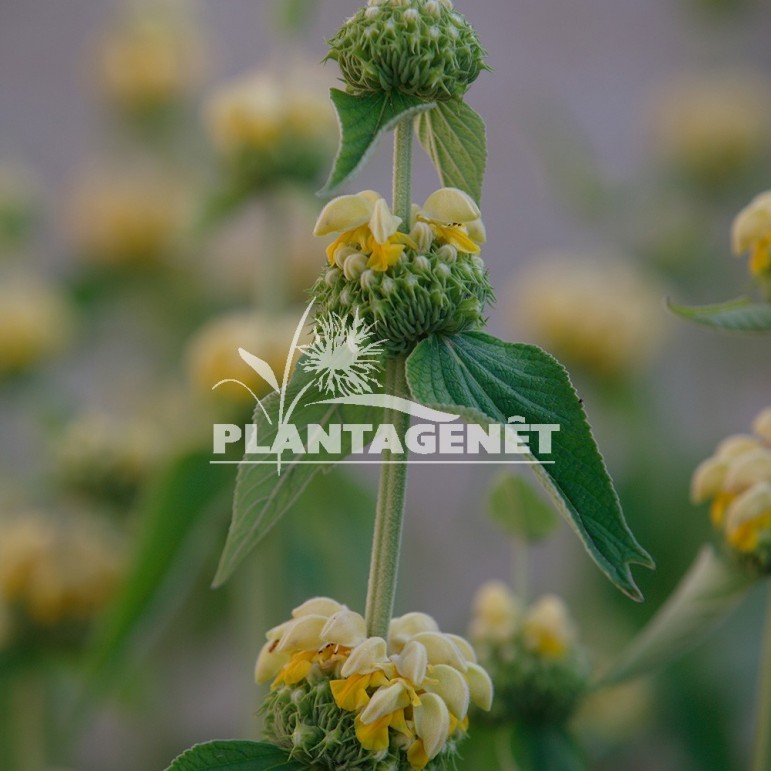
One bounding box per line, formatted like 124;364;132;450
752;586;771;771
11;673;46;771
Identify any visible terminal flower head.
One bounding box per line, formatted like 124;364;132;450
257;597;492;770
732;191;771;278
314;191;416;272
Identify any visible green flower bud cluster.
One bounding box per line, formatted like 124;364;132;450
264;677;459;770
327;0;487;102
480;645;590;726
312;243;494;356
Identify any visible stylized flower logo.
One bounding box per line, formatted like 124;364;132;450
301;311;385;397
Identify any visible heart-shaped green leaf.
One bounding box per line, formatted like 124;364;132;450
165;740;306;770
321;89;436;195
416;99;487;203
405;332;654;600
668;296;771;333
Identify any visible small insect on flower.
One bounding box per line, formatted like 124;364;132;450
302;311;386;397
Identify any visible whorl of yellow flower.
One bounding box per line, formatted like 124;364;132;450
648;71;771;185
98;7;205;112
256;597;492;770
314;187;485;273
185;310;304;407
691;407;771;567
732;191;771;279
507;255;665;379
0;513;124;630
0;274;73;377
468;580;521;644
68;171;188;267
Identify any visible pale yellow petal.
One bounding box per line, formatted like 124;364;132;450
314;195;373;237
424;664;470;719
341;637;388;677
389;612;440;651
369;198;402;244
409;632;467;670
321;609;367;648
255;642;289;683
464;661;494;711
724;449;771;492
421;187;481;224
292;597;345;618
690;456;730;503
360;681;410;724
393;640;428;685
276;615;327;652
413;692;450;759
732;191;771;255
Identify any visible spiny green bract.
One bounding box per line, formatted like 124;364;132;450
263;677;460;770
312;246;494;356
327;0;488;102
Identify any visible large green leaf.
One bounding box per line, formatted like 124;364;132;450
668;296;771;333
488;472;559;542
83;451;233;693
321;89;436;195
165;740;306;771
416;99;487;203
598;545;755;686
215;363;383;587
405;332;653;600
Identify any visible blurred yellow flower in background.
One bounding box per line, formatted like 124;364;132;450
507;254;666;379
0;513;124;631
205;68;336;158
98;4;205;114
521;594;578;661
68;170;189;267
732;191;771;278
648;71;771;186
468;580;521;645
186;310;303;406
0;273;73;377
692;407;771;566
54;412;163;508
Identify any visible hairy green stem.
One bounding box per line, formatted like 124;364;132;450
364;117;415;638
752;587;771;771
392;117;414;231
365;355;411;638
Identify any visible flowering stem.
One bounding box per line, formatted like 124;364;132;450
365;354;411;639
392;116;414;231
752;586;771;771
364;117;415;638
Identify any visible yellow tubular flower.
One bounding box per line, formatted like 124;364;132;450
314;191;416;272
732;191;771;277
414;187;485;255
